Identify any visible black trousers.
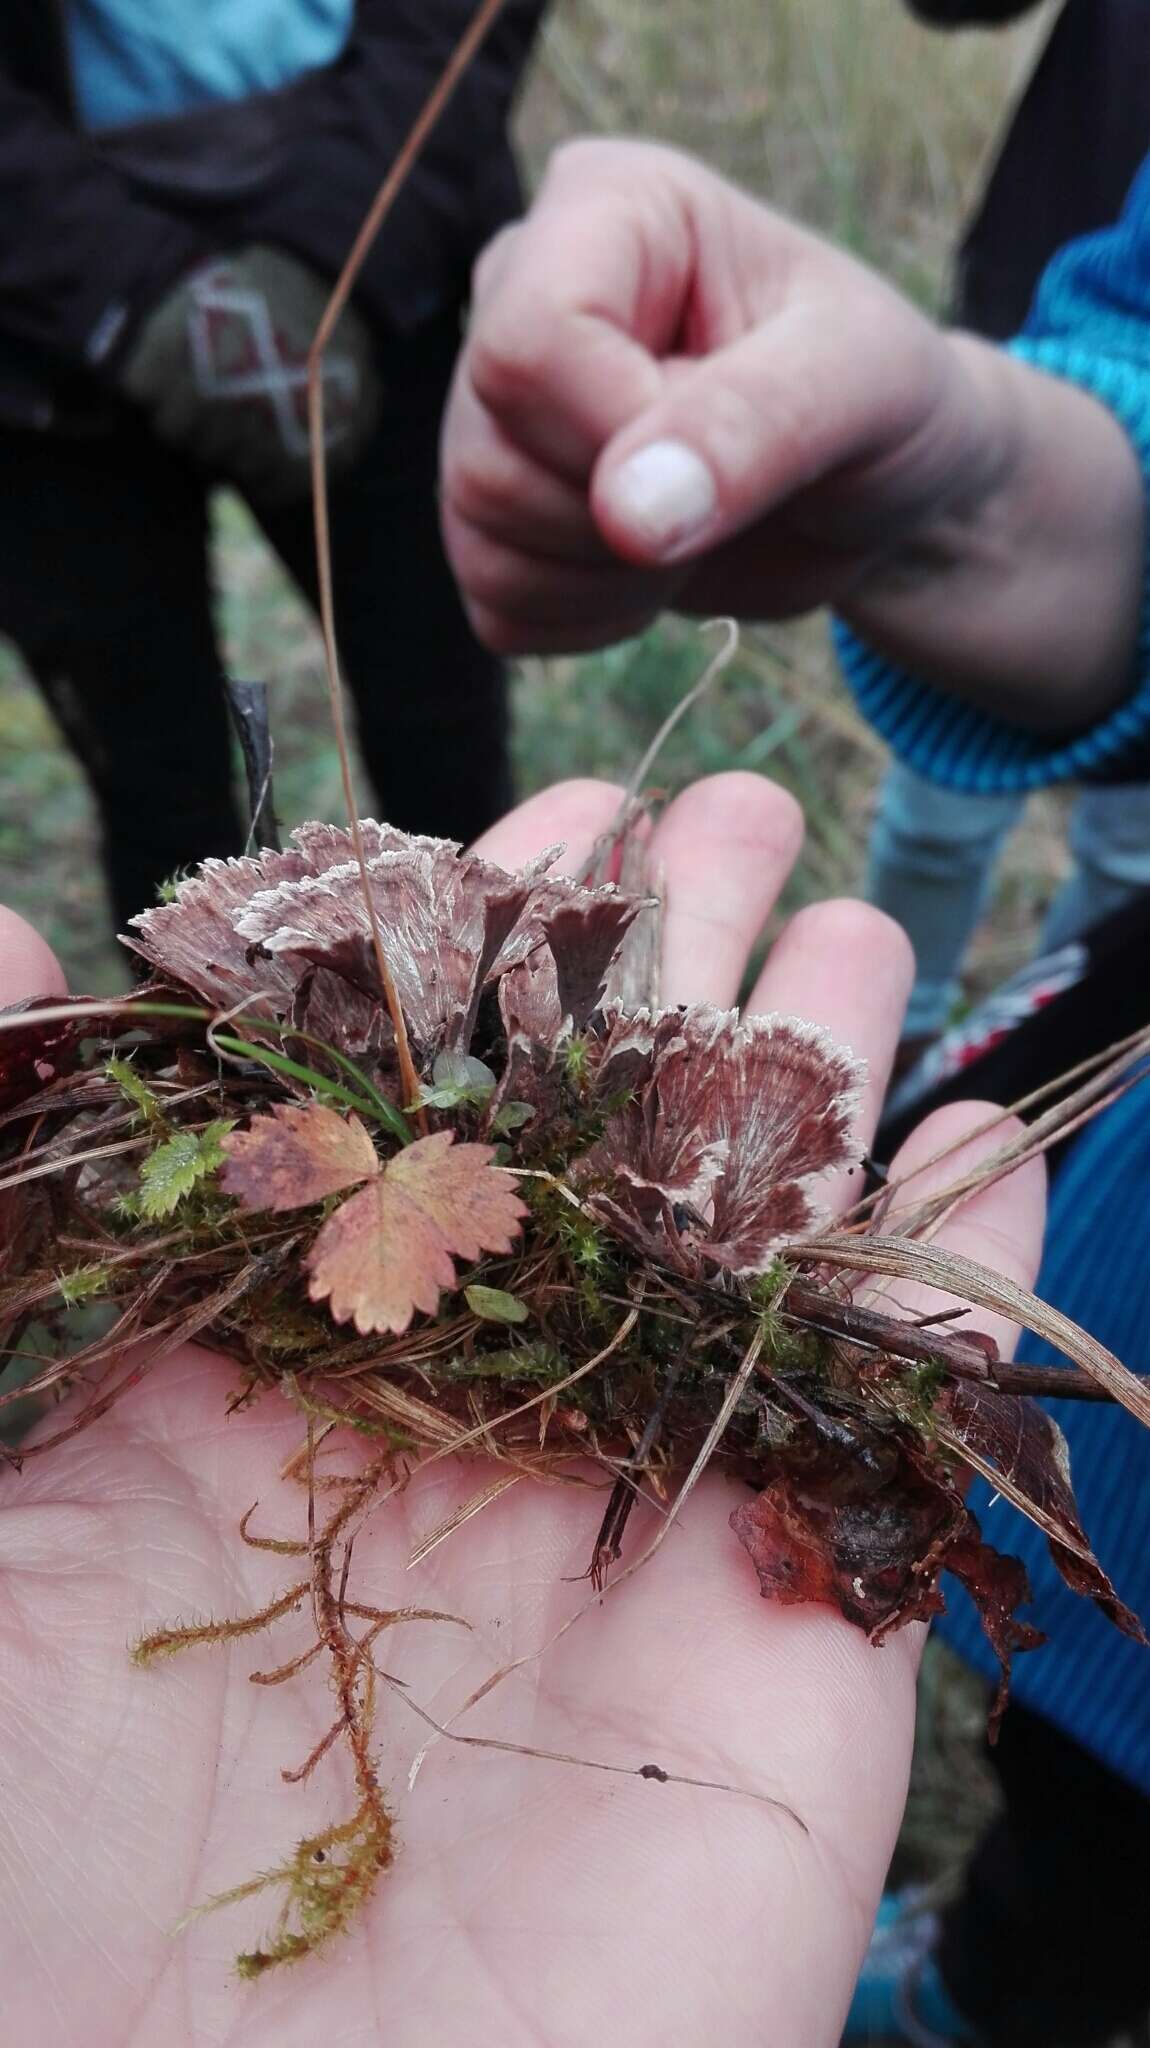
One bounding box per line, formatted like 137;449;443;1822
938;1703;1150;2046
0;338;509;933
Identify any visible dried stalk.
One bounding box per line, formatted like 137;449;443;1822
305;0;510;1126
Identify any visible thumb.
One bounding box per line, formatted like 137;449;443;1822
591;277;937;566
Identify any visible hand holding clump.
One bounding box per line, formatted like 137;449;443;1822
1;774;1059;2045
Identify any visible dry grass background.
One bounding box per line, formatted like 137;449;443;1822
0;0;1068;996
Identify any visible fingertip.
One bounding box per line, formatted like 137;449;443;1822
889;1099;1028;1181
658;770;804;863
0;906;67;1004
887;1100;1048;1323
775;897;916;1009
594;438;720;565
470;778;627;873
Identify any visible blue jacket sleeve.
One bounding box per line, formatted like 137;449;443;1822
837;154;1150;791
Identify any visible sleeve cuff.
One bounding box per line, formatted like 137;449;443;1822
834;338;1150;794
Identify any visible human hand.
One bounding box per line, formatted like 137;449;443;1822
442;140;1141;722
0;774;1043;2047
441;139;1000;648
119;244;382;505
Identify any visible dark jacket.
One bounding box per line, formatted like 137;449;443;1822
905;0;1041;22
0;0;543;427
908;0;1150;337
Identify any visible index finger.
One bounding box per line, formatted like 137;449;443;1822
463;146;688;480
473;771;805;1013
0;907;68;1005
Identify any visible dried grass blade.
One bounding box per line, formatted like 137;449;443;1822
407;1471;524;1567
799;1233;1150;1426
928;1416;1095;1562
845;1023;1150;1237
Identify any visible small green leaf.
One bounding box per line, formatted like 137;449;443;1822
436;1052;496;1094
464;1284;530;1325
491;1100;536;1137
196;1118;235;1172
57;1262;111;1308
136;1118;237;1219
137;1131;204;1218
106;1055;162;1124
409;1050;498;1113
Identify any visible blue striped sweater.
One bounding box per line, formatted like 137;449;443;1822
838;155;1150;1791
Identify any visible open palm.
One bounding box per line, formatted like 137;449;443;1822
1;775;1042;2048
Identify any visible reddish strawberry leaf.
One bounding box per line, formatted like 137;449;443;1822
305;1129;526;1335
939;1382;1146;1642
220;1102;379;1212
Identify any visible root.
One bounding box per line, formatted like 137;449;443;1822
137;1443;467;1972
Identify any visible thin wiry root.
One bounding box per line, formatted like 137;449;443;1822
239;1501;310;1555
249;1640;325;1687
142;1459;469;1972
133;1581;308;1664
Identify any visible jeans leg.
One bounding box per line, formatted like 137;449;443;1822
865;761;1024;1036
1042;781;1150;950
0;421;243;933
260;330;512;847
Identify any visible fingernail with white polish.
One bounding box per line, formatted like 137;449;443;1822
606;440;717;555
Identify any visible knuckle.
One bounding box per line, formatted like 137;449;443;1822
446;444;521;534
547;137;625;188
471;223;519;303
467;306;556;419
454;540;553;623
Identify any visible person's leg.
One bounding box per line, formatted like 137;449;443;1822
937;1702;1150;2046
1041;781;1150;951
261;322;511;846
0;420;243;932
865;762;1024;1039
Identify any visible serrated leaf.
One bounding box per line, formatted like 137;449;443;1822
464;1284;529;1324
137;1120;236;1220
306;1129;526;1335
197;1119;236;1172
220;1103;379;1212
